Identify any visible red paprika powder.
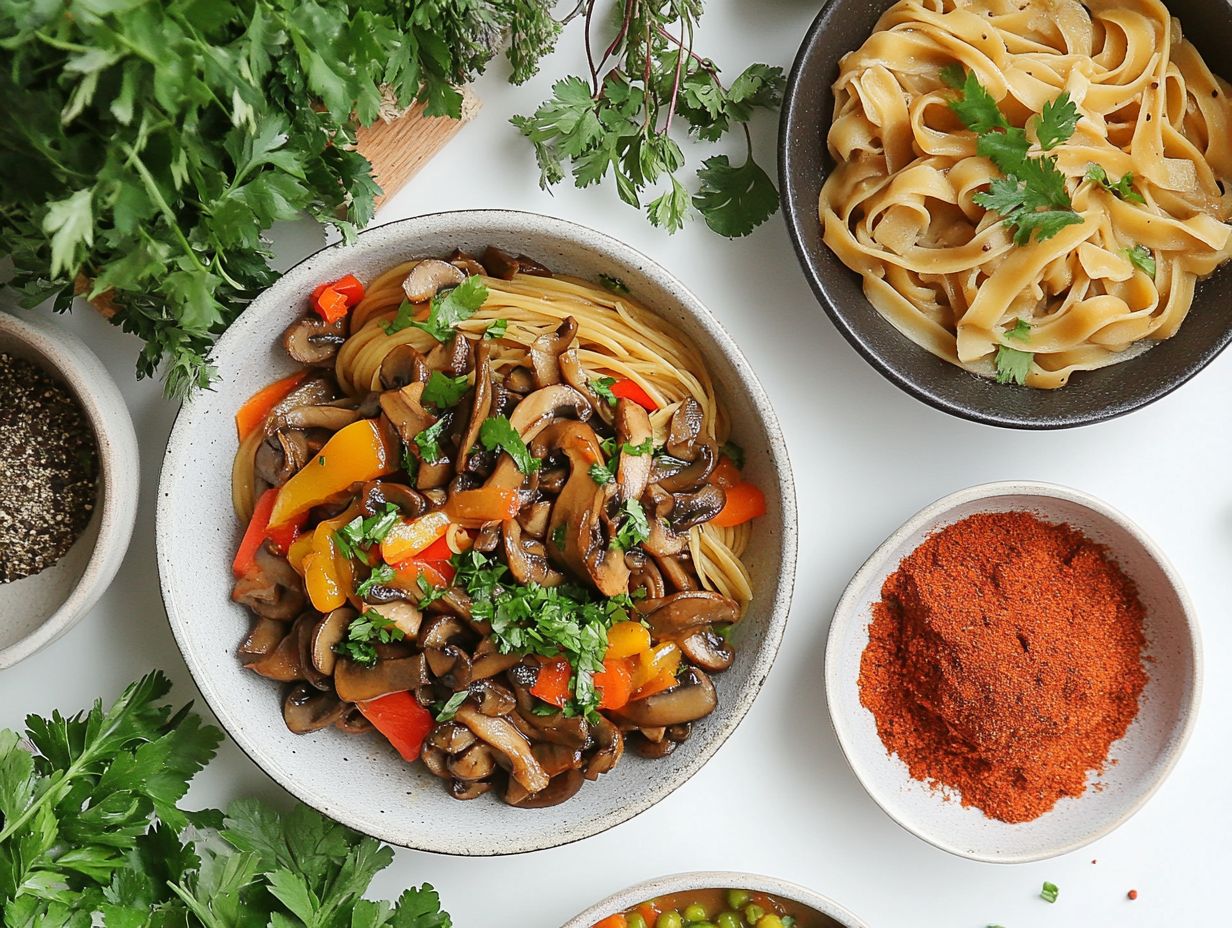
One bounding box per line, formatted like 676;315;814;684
858;511;1147;823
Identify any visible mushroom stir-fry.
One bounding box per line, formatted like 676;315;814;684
229;247;766;807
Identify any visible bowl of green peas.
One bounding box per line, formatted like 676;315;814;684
561;872;869;928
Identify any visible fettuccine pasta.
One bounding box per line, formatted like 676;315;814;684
820;0;1232;388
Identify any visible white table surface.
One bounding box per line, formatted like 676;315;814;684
3;4;1229;925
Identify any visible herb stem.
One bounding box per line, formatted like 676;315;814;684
120;142;208;275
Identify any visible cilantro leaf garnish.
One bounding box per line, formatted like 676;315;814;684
948;69;1011;134
720;440;745;469
414;418;450;464
480;415;541;475
335;608;406;666
589;376;618;407
1125;244;1157;277
386;277;489;340
1086;163;1146;204
422;371;471;410
612;499;651;551
995;345;1034;386
598;273;630;294
484;318;509;340
1037;93;1080;151
355;563;395;600
1006;318;1032;342
590;462;615;485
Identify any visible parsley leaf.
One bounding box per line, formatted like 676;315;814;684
612;499;651;551
589;376;618;406
414;418;450;464
1125;244;1157;277
335;503;400;563
1086;163;1146;204
1006;318;1032;342
386;277;489;340
355;563;395;600
590;461;615;485
335;608;406;666
720;440;745;469
995;345;1034;386
484;318;509;340
598;273;630;294
422;371;470;410
479;415;541;475
435;691;469;722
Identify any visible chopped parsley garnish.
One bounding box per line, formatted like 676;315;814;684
720;440;745;469
612;498;651;551
589;461;615;485
401;441;419;483
422;371;470;410
622;437;653;456
1125;244;1157;277
598;273;630;294
414;418;450;464
1006;318;1032;342
318;455;326;466
530;702;560;716
355;563;395;600
385;276;489;340
947;68;1084;245
484;318;509;340
452;549;636;720
434;690;469;722
1040;881;1059;904
334;608;405;666
417;574;447;607
1085;163;1146;204
551;525;567;548
334;503;400;562
995;345;1033;386
589;376;618;407
479;415;541;475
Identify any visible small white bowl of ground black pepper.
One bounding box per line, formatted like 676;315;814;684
0;309;139;668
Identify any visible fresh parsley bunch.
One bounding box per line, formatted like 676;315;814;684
0;0;553;397
513;0;785;237
0;671;452;927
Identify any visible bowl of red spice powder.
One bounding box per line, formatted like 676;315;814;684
826;481;1201;863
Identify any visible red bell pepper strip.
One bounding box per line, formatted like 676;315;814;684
234;371;307;441
530;657;571;707
312;273;365;306
416;535;455;563
232;488;306;577
357;691;434;762
313;286;349;324
712;481;766;527
595;658;634;711
610;378;658;411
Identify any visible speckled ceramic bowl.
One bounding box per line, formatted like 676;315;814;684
0;309;139;668
559;872;869;928
827;481;1201;862
156;210;797;855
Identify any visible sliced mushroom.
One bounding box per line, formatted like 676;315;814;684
616;667;717;728
364;600;422;638
640;485;689;558
513;685;591;749
283;685;345;734
355;480;428;519
276;404;361;433
334;654;430;702
454;704;550;794
425;332;473;377
403;259;466;303
238;617;288;663
484;385;593;490
456;340;492;472
471;649;522;681
448;742;497;782
680;629;735;673
639;591;739;637
429;722;478;755
232;541;306;620
666;398;705;457
481;246;552;280
504;768;584;808
448;248;487;277
658;440;718;493
421;745;450;779
518;500;553;538
451;780;492;800
670;484;727;529
626;551;667;600
502;518;564;587
379;343;431;389
468;678;517;716
427;644;473;690
379;382;434;449
245;614;309;681
614;399;653;502
585;716;624;780
529;317;578;387
503;365;537;394
655;551;701;592
283;315;346;366
533;742;584;777
418;614;470;651
336;704;374;734
255;429;311;487
310;607;353;678
630;731;678;759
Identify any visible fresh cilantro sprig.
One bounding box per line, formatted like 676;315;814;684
414;418;450;465
356;562;396;599
612;498;652;551
1086;163;1146;204
589;376;618;407
453;549;636;720
334;502;400;564
335;608;406;666
1125;244;1157;277
480;414;541;475
422;371;471;410
945;67;1084;245
0;672;452;926
512;4;784;236
386;277;489;340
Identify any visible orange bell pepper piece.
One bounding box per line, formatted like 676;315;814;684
530;657;571;707
312;273;365;306
610;378;658;411
443;487;521;525
232;488;306;577
593;916;627;928
595;658;634;711
392;557;453;592
629;641;681;691
711;481;766;527
311;274;365;323
380;510;452;565
631;667;679;701
234;371;307;441
269;419;398;528
357;691;433;762
605;621;651;660
637;904;661;925
708;455;741;489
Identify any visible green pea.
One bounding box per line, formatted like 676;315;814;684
683;904;708;923
755;917;784;928
743;905;765;926
628;916;648;928
726;891;751;911
717;914;742;928
657;913;684;928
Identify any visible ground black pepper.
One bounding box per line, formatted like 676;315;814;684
0;352;99;582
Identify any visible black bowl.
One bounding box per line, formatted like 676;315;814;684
779;0;1232;429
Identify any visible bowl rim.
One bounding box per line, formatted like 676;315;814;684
156;208;799;855
557;870;870;928
778;0;1232;430
823;479;1204;863
0;309;139;669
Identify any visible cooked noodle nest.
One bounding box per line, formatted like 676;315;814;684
820;0;1232;388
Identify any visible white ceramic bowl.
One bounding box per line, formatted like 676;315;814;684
826;481;1201;863
0;309;139;669
157;210;798;855
559;871;869;928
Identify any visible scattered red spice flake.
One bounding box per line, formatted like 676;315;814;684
1128;889;1138;901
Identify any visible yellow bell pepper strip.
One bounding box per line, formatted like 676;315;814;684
269;419;398;528
605;621;652;660
303;521;354;612
628;641;681;692
380;510;451;565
